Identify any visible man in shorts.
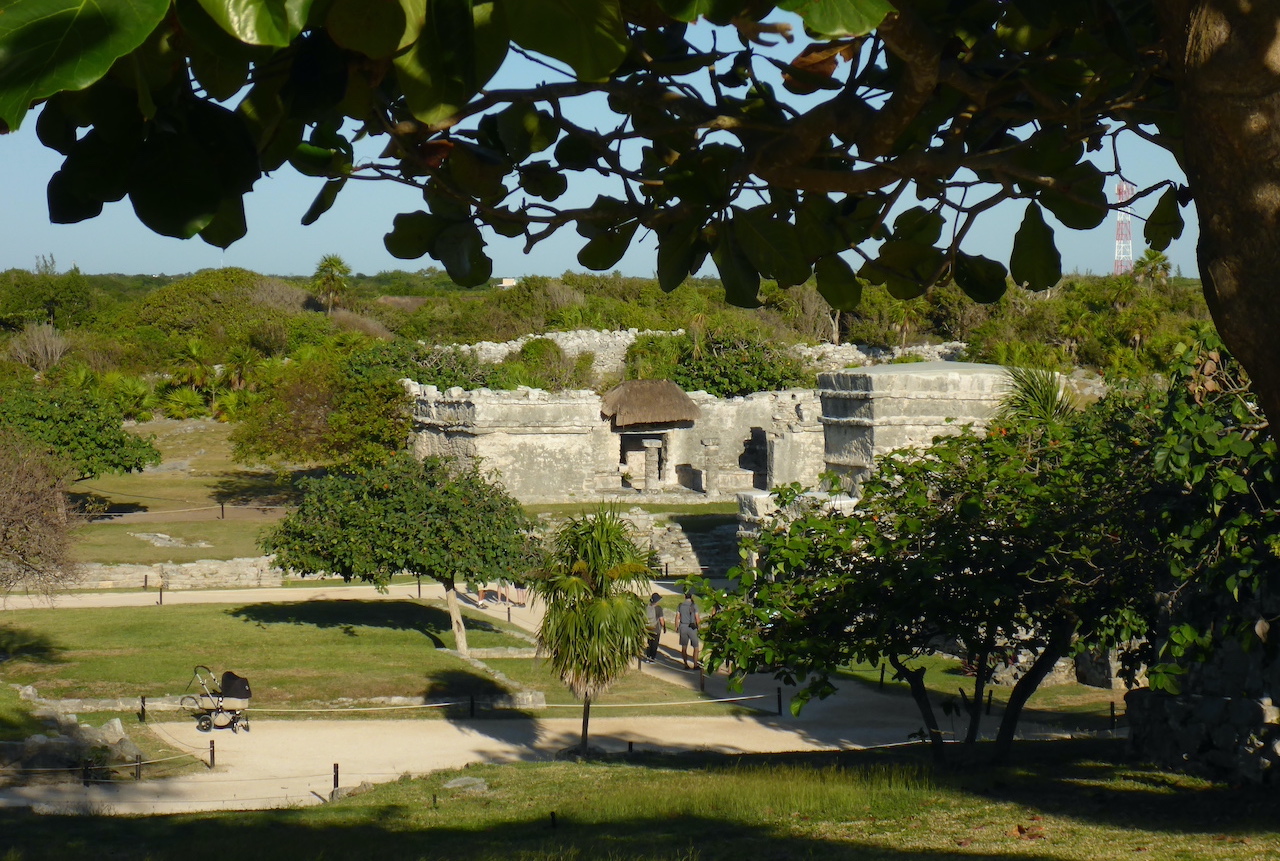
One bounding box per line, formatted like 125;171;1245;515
677;591;701;669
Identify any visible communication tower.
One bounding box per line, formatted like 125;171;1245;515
1114;181;1135;275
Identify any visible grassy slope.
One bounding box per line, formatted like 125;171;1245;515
1;743;1277;860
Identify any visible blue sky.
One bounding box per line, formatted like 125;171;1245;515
0;27;1200;282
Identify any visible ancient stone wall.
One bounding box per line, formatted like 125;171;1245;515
820;361;1007;487
1127;690;1280;783
76;557;283;591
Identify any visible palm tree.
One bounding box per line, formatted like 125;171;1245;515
530;507;652;753
996;365;1080;425
313;254;351;316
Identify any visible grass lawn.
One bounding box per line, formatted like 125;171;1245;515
0;600;528;707
71;520;272;564
1;741;1278;859
485;658;757;718
839;655;1125;734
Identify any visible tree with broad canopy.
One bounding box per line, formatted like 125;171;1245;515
705;385;1170;763
4;2;1280;421
261;454;538;656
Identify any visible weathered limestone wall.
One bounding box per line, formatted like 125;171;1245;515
819;361;1007;486
1127;690;1280;783
77;557;283;590
407;384;828;502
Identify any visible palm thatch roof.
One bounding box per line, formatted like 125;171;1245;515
601;380;701;427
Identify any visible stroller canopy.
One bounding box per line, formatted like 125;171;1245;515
220;672;251;699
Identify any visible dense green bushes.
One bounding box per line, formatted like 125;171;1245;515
626;320;814;398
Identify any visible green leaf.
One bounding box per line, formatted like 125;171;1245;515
384;210;451;259
891;207;944;244
554;132;599;171
1144;186;1185;252
194;0;313;47
0;0;170;133
495;103;558;161
501;0;627;81
953;253;1008;303
1009;202;1062;291
711;221;761;308
656;218;702;293
1039;162;1108;230
47;169;104;224
198;194;248;248
578;221;639;271
394;1;508;125
733;206;811;288
433;221;493;286
480;207;526;238
447;144;510;200
326;0;408;58
859;241;945;299
778;0;893;37
656;0;744;25
518;162;568;201
301;177;347;226
814;254;862;311
796;194;845;261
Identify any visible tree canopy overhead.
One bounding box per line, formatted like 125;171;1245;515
7;2;1280;419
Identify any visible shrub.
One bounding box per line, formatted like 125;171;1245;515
8;323;68;372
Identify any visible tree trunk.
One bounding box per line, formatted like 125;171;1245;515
443;578;470;657
580;692;592;752
890;654;946;763
991;624;1073;764
1160;3;1280;423
964;641;992;745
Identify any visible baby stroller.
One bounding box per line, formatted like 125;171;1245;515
181;665;251;732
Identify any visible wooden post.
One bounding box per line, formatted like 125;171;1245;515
1110;701;1117;730
986;690;993;715
158;584;163;605
82;762;90;787
333;763;339;790
140;695;146;723
135;754;142;781
777;687;783;716
220;502;225;519
417;576;421;599
469;695;475;718
209;740;215;769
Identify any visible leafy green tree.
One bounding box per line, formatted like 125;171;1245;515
13;2;1280;421
706;394;1167;763
231;341;411;469
0;382;160;479
531;508;652;752
263;455;535;656
313;254;351;316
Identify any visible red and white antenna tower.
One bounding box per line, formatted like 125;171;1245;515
1114;180;1136;275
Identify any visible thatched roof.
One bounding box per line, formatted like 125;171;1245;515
601;380;701;427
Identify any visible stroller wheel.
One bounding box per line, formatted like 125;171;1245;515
242;720;250;733
196;714;213;732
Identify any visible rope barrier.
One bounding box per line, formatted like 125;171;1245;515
541;694;768;708
245;700;466;714
16;752;196;774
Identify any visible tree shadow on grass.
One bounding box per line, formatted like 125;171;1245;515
0;626;60;664
227;600;460;648
67;490;147;517
208;469;320;507
957;738;1280;838
0;802;1068;861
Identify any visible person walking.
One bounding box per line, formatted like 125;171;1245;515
677;591;701;669
644;592;666;662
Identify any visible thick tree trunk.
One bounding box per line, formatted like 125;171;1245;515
443;578;470;657
580;693;592;751
991;624;1073;764
890;654;947;763
1161;2;1280;423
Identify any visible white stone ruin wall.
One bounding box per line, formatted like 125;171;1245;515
77;557;284;590
819;361;1007;486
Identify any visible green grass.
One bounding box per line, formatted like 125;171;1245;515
0;600;528;708
72;520;272;564
1;741;1278;859
0;684;45;742
485;658;755;718
839;655;1125;733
